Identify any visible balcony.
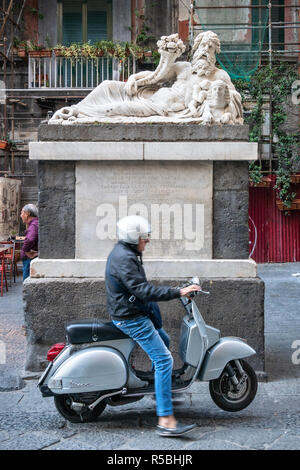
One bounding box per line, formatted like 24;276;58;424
28;52;136;89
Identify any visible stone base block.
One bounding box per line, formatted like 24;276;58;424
30;258;257;279
0;365;25;391
23;277;265;374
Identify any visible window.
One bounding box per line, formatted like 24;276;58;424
57;0;112;45
252;0;285;52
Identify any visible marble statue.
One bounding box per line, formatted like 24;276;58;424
49;31;243;125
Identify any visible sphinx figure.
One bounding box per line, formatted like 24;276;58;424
50;31;243;125
187;79;240;124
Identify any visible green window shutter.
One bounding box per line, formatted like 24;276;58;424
271;0;285;51
63;12;83;45
87;11;107;43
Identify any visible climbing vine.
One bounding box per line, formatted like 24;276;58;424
234;61;299;208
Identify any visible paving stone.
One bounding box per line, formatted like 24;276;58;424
0;430;10;442
73;429;127;449
0;431;60;450
185;438;248;450
117;429;197;451
267;432;300;450
45;439;99;450
193;426;284;450
0;411;66;435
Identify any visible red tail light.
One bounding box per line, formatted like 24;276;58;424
47;343;66;362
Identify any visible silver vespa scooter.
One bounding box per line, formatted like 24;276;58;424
38;278;258;423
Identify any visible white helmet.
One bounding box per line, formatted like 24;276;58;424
117;215;151;245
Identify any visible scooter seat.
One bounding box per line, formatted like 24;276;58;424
65;319;129;344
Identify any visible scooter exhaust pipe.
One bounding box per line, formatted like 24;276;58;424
88;387;127;411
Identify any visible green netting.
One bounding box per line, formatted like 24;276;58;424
195;0;269;80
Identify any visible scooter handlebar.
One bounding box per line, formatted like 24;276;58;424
189;289;210;298
178;279;210;297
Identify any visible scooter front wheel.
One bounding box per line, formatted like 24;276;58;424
209;359;257;412
54;394;106;423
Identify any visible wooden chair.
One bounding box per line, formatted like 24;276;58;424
0;252;8;296
0;241;18;284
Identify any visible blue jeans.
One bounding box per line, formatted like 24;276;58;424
22;258;31;281
157;328;170;349
152;328;170;371
112;316;173;417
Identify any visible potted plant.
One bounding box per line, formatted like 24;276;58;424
81;42;97;59
93;41;103;57
53;44;64;57
276;198;300;211
35;73;49;87
12;38;27;58
17;46;27;58
62;43;81;58
113;44;127;61
27;40;52;57
0;140;11;151
126;43;144;59
249;176;272;188
95;48;105;57
100;40;116;56
290;174;300;184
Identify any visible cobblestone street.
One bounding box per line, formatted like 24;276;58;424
0;264;299;450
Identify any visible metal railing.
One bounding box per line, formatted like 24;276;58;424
28;54;136;89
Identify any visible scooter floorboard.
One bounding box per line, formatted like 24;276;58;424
135;366;187;383
126;375;190;396
126;382;189;396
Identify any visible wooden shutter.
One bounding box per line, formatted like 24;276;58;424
62;0;82;45
87;11;107;43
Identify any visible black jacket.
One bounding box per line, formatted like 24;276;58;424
105;241;181;320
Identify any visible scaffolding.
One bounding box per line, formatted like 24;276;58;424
0;0;28;176
189;1;300;174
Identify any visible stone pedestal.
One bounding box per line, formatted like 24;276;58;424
24;123;265;376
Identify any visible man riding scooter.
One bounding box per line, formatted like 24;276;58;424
105;215;201;437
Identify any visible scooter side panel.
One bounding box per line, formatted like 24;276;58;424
180;317;220;368
198;337;256;381
47;346;128;394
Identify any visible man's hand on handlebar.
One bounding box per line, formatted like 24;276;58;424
180;284;201;299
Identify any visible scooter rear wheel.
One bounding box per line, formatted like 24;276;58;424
209;359;257;412
54;394;106;423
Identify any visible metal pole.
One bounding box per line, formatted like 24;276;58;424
193;4;299;8
3;36;8;172
11;102;14;174
268;2;273;173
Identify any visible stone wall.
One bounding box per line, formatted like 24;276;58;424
37;160;249;261
24;277;265;373
38;161;75;259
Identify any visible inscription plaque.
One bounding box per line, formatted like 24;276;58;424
76;161;213;260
